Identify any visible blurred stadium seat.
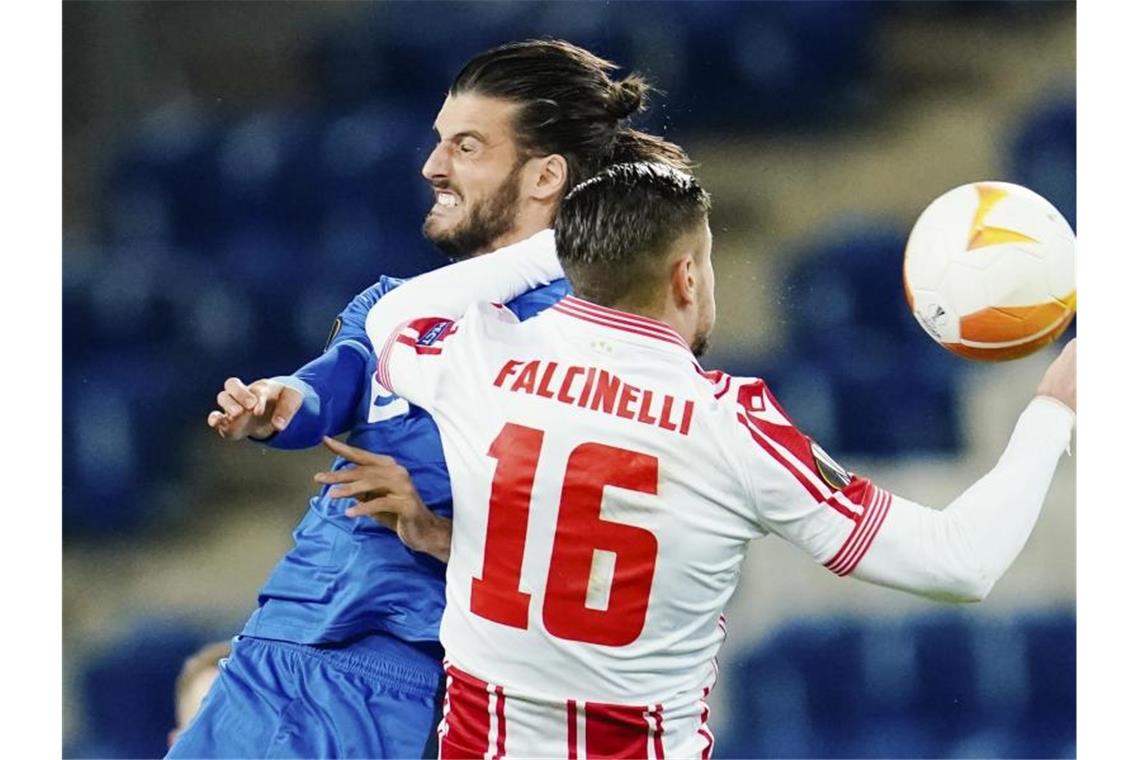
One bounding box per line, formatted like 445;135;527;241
66;620;235;759
768;219;964;456
720;610;1075;759
1008;97;1076;230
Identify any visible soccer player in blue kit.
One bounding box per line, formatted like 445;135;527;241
171;40;691;759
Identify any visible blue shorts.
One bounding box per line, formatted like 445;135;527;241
166;634;443;759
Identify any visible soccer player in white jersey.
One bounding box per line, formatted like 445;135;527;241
328;163;1075;758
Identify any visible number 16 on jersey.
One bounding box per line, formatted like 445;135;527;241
471;422;660;647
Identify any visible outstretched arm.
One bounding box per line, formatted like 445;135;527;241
208;282;388;447
738;340;1075;604
852;340;1076;602
207;346;368;449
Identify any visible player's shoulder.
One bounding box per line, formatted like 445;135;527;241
464;300;525;324
688;370;783;411
337;275;404;316
716;372;854;491
696;370;803;439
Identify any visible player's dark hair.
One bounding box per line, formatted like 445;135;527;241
451;39;692;194
556;162;711;308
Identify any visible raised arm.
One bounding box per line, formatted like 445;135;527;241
737;340;1075;604
852;340;1075;602
364;229;562;383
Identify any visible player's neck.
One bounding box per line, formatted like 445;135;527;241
475;204;555;256
474;222;551;257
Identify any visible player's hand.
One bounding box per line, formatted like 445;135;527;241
1036;338;1076;413
206;377;304;441
315;436;452;563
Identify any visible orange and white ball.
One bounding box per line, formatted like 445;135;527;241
903;181;1075;361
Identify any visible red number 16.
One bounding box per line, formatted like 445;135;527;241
470;423;659;646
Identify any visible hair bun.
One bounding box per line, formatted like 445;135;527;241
607;76;648;120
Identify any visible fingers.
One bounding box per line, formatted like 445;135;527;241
345;495;402;521
272;387;304;431
207;410;226;429
326;479;398;500
223;377;258;412
1035;338;1077;413
216;389;247;419
322;436;396;466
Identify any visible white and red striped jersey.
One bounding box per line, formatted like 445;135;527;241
372;295;892;758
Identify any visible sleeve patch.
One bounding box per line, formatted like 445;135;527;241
416;319;455;346
810;441;852;490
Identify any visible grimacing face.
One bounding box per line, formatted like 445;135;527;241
421;93;528;258
690;219;716;359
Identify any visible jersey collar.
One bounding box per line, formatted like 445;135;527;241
550;296;697;360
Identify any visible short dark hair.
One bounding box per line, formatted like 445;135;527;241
556;162;711;308
451;39;691;194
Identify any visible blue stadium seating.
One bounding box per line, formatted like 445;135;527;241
770;220;964;456
720;610;1075;759
66;619;237;759
1008;97;1076;230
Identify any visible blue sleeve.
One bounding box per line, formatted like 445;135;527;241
258;277;401;450
504;277;571;320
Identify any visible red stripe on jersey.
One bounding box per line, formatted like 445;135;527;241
552;302;690;351
698;687;714;759
699;369;732;399
651;704;665;759
439;665;492;759
737;413;829;503
552;298;692;352
736;411;873;522
584;701;651;759
567;700;578;759
493;685;507;760
824;486;885;574
825;487;893;576
560;296;688;338
375;322;404;393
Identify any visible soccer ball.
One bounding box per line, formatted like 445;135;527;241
903;181;1075;361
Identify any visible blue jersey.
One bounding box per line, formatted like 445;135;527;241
242;275;570;645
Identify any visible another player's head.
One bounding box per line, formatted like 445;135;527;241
556;162;715;357
422;38;691;258
167;639;231;747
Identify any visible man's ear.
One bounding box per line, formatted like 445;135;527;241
528;154;569;202
669;253;699;308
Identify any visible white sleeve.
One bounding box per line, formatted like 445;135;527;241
732;378;897;568
852;396;1074;602
364;229;563;410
